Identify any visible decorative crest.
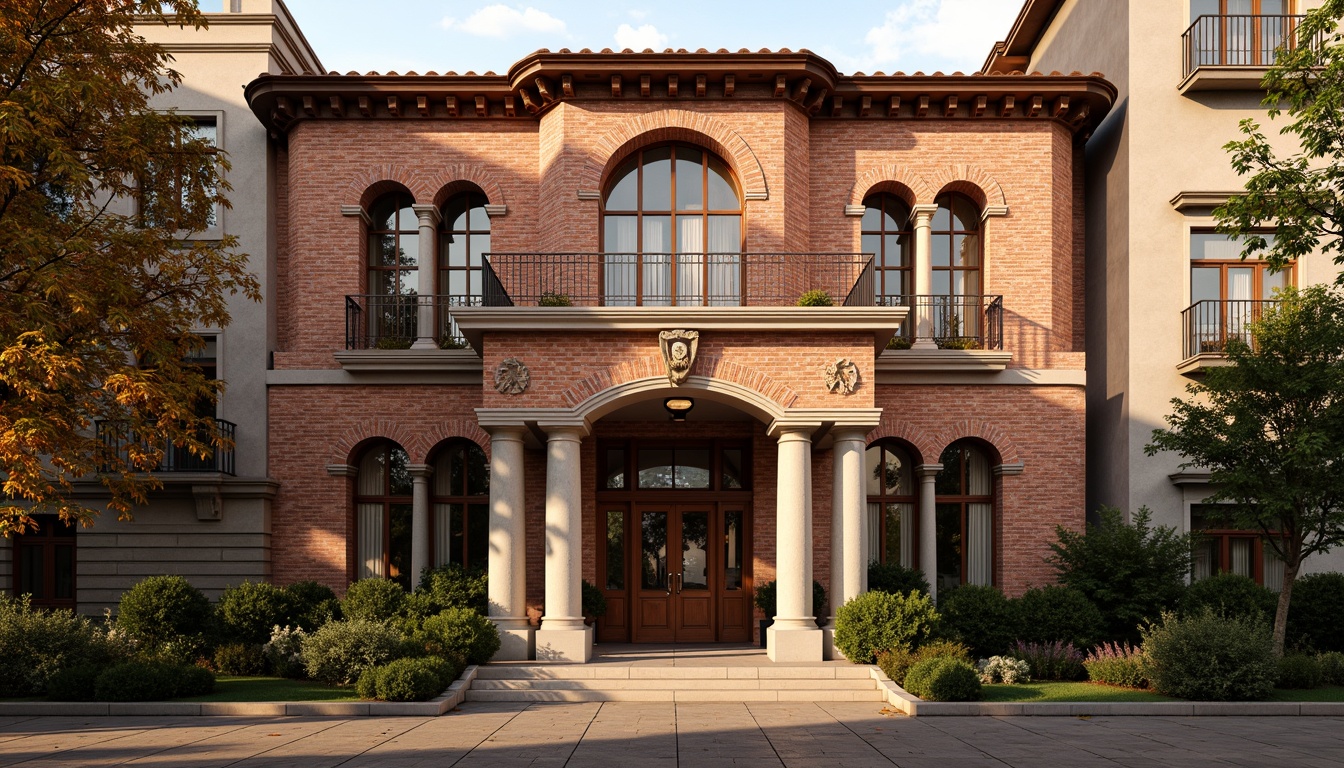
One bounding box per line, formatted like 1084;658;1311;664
494;358;531;395
824;358;860;395
658;330;700;386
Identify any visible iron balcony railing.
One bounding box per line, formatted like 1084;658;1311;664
876;294;1004;351
345;294;486;350
96;418;237;475
1182;14;1314;79
1182;299;1277;360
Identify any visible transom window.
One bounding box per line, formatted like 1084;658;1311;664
432;440;490;571
601;441;749;492
601;144;743;306
1190;232;1289;303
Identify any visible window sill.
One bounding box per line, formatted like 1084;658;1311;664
334;348;483;373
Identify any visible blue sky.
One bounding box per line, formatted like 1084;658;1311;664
273;0;1022;77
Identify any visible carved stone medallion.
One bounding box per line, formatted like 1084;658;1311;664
658;330;700;386
824;358;860;395
494;357;531;395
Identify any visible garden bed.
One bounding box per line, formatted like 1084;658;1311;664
180;676;361;702
982;681;1171;703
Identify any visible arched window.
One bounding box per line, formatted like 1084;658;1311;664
865;441;916;568
601;144;742;306
432;440;490;571
438;192;491;347
366;193;419;345
861;193;913;301
355;442;413;588
934;441;994;590
931;193;983;344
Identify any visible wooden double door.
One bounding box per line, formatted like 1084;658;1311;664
598;502;751;644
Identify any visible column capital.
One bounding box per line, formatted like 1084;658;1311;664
914;463;944;478
485;425;528;443
911;203;939;221
830;426;870;444
542;423;590;441
407;463;434;479
410;204;442;227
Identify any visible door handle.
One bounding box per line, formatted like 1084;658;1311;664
675;572;683;595
665;573;673;596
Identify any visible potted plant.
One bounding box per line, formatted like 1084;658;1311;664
796;289;834;306
581;580;607;627
538;291;573;307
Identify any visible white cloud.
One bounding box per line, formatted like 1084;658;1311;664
627;9;650;21
614;23;668;51
839;0;1018;74
443;5;567;39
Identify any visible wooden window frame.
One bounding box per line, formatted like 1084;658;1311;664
931;192;983;297
861;193;914;300
438;191;491;302
13;515;77;610
367;192;419;297
935;441;995;587
430;439;490;571
354;442;413;587
865;440;918;568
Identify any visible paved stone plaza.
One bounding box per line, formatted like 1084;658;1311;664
0;703;1341;767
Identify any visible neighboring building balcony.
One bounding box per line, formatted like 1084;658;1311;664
1180;14;1315;93
1179;298;1277;374
95;418;237;476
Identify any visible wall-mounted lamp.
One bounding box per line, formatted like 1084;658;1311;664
664;397;694;422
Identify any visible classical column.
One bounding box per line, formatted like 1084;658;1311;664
769;426;823;662
486;427;532;660
825;428;867;660
916;463;943;603
911;204;938;350
410;204;441;349
536;425;591;662
408;464;432;586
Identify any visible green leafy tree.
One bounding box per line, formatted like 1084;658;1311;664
1215;0;1344;275
0;1;258;531
1148;286;1344;656
1047;507;1193;644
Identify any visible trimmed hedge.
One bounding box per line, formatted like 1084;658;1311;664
903;657;982;701
357;657;460;702
116;575;214;655
1278;653;1323;690
1287;572;1344;653
834;590;939;664
341;579;407;624
876;639;970;687
414;607;501;666
90;662;214;702
938;585;1018;658
301;619;402;685
1181;573;1276;622
867;562;929;597
1015;586;1103;648
217;582;294;645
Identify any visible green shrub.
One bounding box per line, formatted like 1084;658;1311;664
1009;640;1086;681
977;656;1031;684
375;336;412;350
1287;572;1344;652
796;289;833;306
1141;610;1277;701
217;582;295;645
1278;653;1324;690
903;657;982;701
0;595;121;696
415;607;501;666
213;643;267;676
1181;573;1276;622
1049;507;1193;643
834;590;940;664
751;580;828;622
938;585;1018;657
284;581;341;631
358;657;460;702
867;561;929;596
1084;641;1148;689
116;575;215;654
1317;651;1344;685
91;662;214;702
262;625;307;678
538;291;572;307
1016;586;1104;648
45;663;102;702
875;640;971;686
302;619;402;685
341;578;407;624
411;565;487;617
582;580;608;618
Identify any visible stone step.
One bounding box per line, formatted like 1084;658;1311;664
475;665;873;681
464;688;886;703
472;677;878;691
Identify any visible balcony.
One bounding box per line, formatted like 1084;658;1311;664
96;418;237;476
1179;299;1277;374
877;294;1004;351
1180;14;1314;93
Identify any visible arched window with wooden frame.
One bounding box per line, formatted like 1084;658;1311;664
438;191;492;347
934;440;994;590
431;439;490;571
931;193;983;345
862;192;915;347
366;192;419;345
355;441;413;589
601;144;743;306
865;441;916;568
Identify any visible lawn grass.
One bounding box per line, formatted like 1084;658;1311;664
1268;685;1344;702
981;681;1173;703
180;676;361;702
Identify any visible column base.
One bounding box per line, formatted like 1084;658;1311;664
821;625;849;661
767;624;824;662
410;337;438;350
491;626;536;661
534;625;593;663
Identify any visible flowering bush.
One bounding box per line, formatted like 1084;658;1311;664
977;655;1031;685
263;625;307;678
1009;640;1086;681
1083;641;1148;689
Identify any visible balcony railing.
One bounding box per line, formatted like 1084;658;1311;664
877;294;1004;351
96;418;237;475
345;294;486;350
1182;299;1277;360
1182;14;1312;79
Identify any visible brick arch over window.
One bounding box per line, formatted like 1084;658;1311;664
560;355;799;412
928;420;1021;466
580;110;769;201
926;165;1008;212
866;420;937;466
409;420;492;462
333;419;423;466
349;165;423;210
848;167;935;210
425;166;506;209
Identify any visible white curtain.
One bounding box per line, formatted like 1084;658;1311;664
1192;540;1215;581
896;503;914;568
676;216;704;305
603;217;638;306
433;504;454;567
866;502;881;569
357;504;384;579
1263;545;1284;593
707;216;740;306
643;218;670;305
1230;538;1253;578
966;448;992;585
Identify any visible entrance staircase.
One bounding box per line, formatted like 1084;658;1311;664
466;644;886;703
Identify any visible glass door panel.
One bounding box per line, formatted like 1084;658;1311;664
680;511;709;590
641;511;669;591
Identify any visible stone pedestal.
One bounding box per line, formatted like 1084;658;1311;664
534;624;593;663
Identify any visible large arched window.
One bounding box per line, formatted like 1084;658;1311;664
601;144;742;306
865;441;916;568
934;441;994;590
432;439;490;571
355;442;413;588
861;193;913;301
366;193;419;345
931;193;983;345
438;192;491;346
